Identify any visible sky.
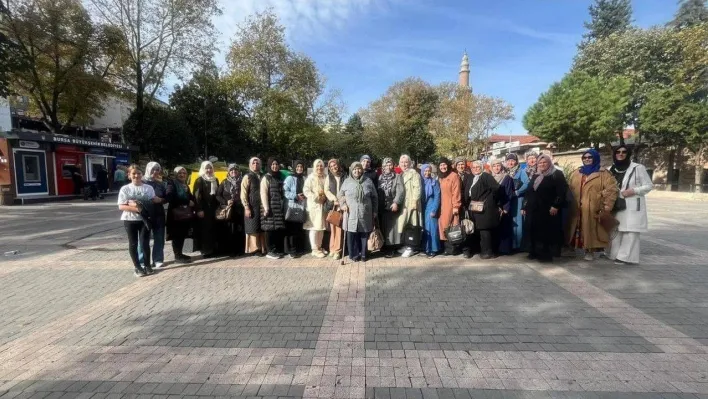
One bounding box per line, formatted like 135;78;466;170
209;0;678;135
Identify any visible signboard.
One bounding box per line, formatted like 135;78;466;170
10;130;137;151
100;132;112;143
0;97;11;133
19;140;40;149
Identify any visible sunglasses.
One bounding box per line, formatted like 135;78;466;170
582;156;593;160
616;150;627;154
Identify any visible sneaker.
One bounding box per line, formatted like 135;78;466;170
312;250;326;259
154;262;165;269
266;252;281;260
385;251;394;258
180;255;192;263
426;253;436;259
583;253;594;261
396;247;405;254
333;253;341;260
287;254;296;260
134;268;146;277
614;260;626;265
401;248;413;258
144;265;154;275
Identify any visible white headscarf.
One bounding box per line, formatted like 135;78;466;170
199;161;217;195
143;162;161;182
471;160;483;187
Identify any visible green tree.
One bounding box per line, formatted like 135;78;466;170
0;0;24;98
359;77;439;162
583;0;633;43
523;71;632;149
170;63;251;163
343;113;364;135
1;0;119;132
123;105;198;168
669;0;708;30
88;0;221;121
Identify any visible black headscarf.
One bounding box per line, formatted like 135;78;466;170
267;157;280;178
292;159;306;194
612;145;632;170
438;157;452;178
292;160;305;177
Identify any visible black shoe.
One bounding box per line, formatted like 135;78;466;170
361;258;367;263
463;252;473;259
144;265;154;275
134;268;147;277
254;252;265;257
479;254;494;260
527;253;537;260
385;251;394;258
426;253;436;259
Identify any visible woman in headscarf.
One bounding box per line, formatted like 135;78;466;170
283;160;306;258
216;164;245;257
607;146;653;265
522;154;568;262
138;161;167;268
524;151;539;179
397;154;422;258
166;166;195;263
454;157;469;184
437;158;462;255
505;153;530;251
567;149;618;261
463;160;500;259
241;157;266;256
377;157;405;257
490;158;514;255
325;159;348;260
303;159;329;258
260;157;286;259
193;161;219;258
339;161;378;262
360;155;378;187
420;164;441;258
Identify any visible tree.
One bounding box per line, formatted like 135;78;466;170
429;82;514;158
0;0;24;98
359;77;439;162
523;71;632;149
641;23;708;192
224;10;341;158
583;0;633;43
669;0;708;30
1;0;119;132
170;63;251;163
88;0;221;119
343;113;364;136
122;105;197;168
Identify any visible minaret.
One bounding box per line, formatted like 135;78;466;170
459;51;470;88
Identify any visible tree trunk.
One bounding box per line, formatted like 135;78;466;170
667;148;675;191
694;144;705;193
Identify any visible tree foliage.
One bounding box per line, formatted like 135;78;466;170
359;77;438;162
523;71;632;148
1;0;120;132
669;0;708;30
583;0;633;43
123;105;197;168
0;0;24;98
170;63;252;163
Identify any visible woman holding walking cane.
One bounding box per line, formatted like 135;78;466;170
338;162;378;263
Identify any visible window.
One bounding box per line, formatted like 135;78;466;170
23;155;41;182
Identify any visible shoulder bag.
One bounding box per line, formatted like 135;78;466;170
172;205;194;221
285;199;307;223
367;224;384;252
216;204;232;221
326;206;343;227
612;167;636;213
444;223;466;246
403;224;422;248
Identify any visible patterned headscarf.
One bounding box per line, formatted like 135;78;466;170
227;163;241;186
490;159;507;184
506;153;520;178
533;154;556;191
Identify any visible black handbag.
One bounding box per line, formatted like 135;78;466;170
285;200;307;223
444;223;466;245
403;224;422;247
612;167;636;213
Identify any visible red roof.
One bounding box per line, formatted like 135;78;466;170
488;134;541;145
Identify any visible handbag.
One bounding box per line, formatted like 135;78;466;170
469;200;485;213
403;224;422;248
367;225;384;252
461;218;475;235
326;207;343;227
597;210;619;233
172;205;194;221
444;223;466;245
612;167;636;213
285;200;307;223
216;204;232;221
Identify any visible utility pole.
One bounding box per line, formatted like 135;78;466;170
204;98;208;159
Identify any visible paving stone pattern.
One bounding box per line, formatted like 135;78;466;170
0;197;708;398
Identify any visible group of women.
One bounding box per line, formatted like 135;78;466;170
117;146;653;276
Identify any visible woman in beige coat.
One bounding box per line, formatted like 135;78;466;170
303;159;329;258
325;159;347;260
567;149;619;261
397;154;422;258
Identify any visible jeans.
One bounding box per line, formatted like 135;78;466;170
138;224;164;264
346;231;370;260
125;221;150;269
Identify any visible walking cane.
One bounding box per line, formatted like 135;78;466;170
340;210;347;265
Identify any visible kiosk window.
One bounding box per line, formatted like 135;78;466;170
23;155;41;182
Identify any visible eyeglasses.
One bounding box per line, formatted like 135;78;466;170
582;156;593;160
616;150;627;154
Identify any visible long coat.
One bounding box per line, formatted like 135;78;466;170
338;177;379;233
510;168;530;250
193;176;219;255
397;169;422;231
567;168;619;249
463;173;501;231
303;173;328;231
377;173;405;246
260;174;286;231
495;175;515;254
165;179;194;241
438;173;462;241
523;170;568;251
615;162;653;233
421;179;441;253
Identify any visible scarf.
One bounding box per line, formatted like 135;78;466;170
420;164;435;199
579;149;601;176
267;157;280;178
490;160;507;184
506;153;520;179
533;154;555;191
471;161;483;187
227;164;240;185
143;162;161;182
173;166;188;199
198;161;217;195
350;161;365;202
328;158;344;177
525;151;538;177
438;157;452;179
378;157;396;199
611;145;632;171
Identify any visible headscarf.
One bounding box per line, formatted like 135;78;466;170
266;157;280;178
349;161;365;202
360;155;372;170
248;157;262;174
378;157;397;199
309;159;326;193
524;151;538;176
612;145;632;171
312;159;325;177
420;164;436;199
173;166;188;198
399;154;414;172
292;160;306;177
533;154;556;191
490;159;507;184
227;163;241;196
506;153;520;178
471;160;483;187
437;157;452;178
143;162;161;182
328;158;344;177
579;149;601;175
199;161;217;195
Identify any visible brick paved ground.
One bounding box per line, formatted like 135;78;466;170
0;195;707;398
